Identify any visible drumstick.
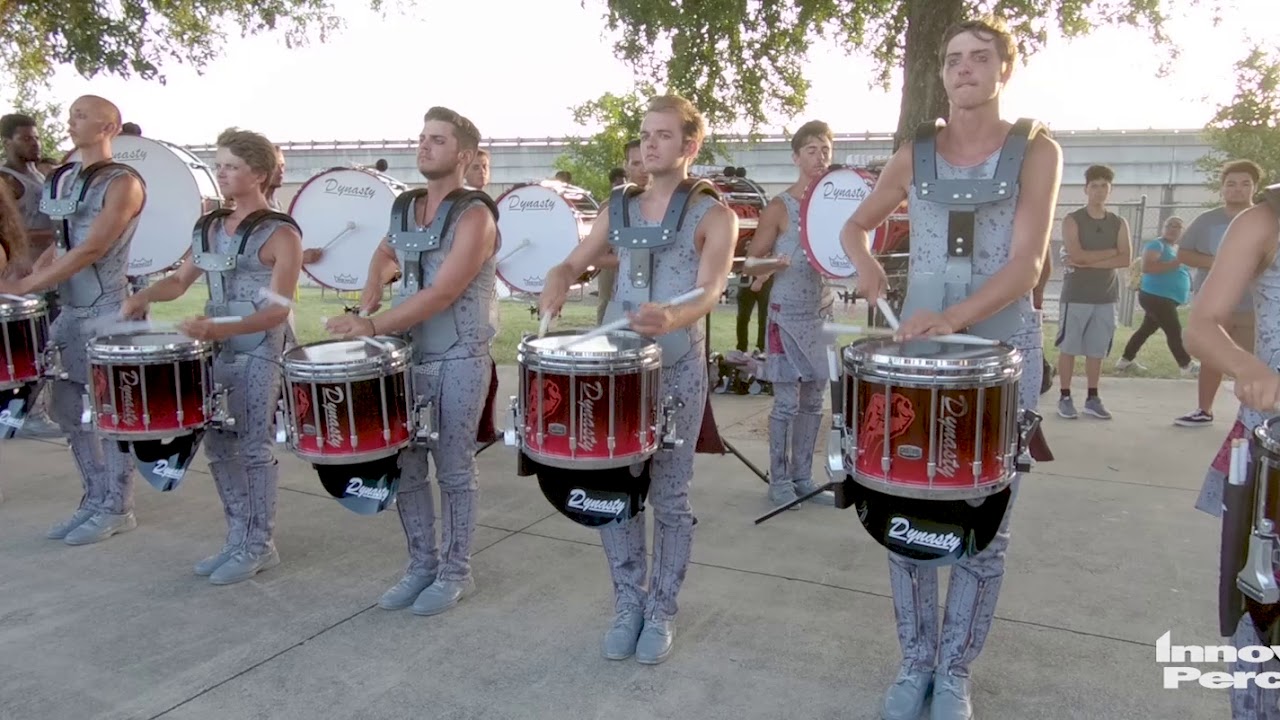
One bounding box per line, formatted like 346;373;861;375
497;237;532;265
876;297;901;330
321;221;358;250
0;293;28;302
822;322;1002;347
564;287;706;348
537;312;553;338
1229;438;1247;486
743;257;787;271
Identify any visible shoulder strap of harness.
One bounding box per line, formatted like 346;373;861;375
194;208;235;254
389;188;430;235
438;188;499;236
992;118;1049;185
1264;183;1280;217
606;179;719;232
911;119;946;185
607;183;646;232
232;209;301;256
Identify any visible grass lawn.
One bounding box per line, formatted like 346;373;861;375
147;287;1192;379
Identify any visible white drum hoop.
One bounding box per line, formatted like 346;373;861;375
799;167;878;279
290;167;408;291
494;183;592;294
68;136;222;279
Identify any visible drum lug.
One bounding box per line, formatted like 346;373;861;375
274;402;287;444
825;414;845;479
504;395;520;448
660;395;682;451
1014;409;1042;473
79;392;93;428
1239;519;1280;605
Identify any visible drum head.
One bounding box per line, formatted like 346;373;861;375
800;167;879;279
291;168;406;291
494;184;584;294
847;481;1012;566
69;136;220;278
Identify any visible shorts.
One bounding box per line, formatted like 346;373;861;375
1055;302;1116;358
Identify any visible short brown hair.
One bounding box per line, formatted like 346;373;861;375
424;106;481;152
791;120;833;154
215;127;278;180
475;148;490;159
1221;159;1263;185
646;94;706;146
1085;165;1115;184
939;17;1017;67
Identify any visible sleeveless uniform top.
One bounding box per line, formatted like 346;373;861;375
43;163;141;310
0;165;52;238
769;192;834;318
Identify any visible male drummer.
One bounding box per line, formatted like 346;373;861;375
594;139;648;324
0;95;147;545
1184;183;1280;718
540;94;737;664
465;148;490;191
740;120;834;507
327;107;497;617
838;18;1061;720
266;145;285;211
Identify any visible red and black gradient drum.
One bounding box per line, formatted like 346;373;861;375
281;336;414;465
0;294;50;391
841;337;1023;500
87;332;215;440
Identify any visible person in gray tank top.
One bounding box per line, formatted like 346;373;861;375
1054;164;1131;420
124;128;303;585
740;120;836;508
838;20;1062;720
328;107;499;618
540;94;737;666
1184;184;1280;720
0;96;147;546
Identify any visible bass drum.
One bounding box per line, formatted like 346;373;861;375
493;181;599;295
290;167;408;291
68;136;222;278
799;165;909;278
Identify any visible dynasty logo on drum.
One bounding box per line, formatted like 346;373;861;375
578;381;603;452
344;476;391;502
937;396;968;478
859;392;915;458
566;488;628;519
886;515;963;555
505;194;557;212
321;386;345;449
114;148;148;162
821;181;867;202
322;178;377;199
118;370;142;427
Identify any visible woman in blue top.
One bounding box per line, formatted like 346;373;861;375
1116;216;1197;374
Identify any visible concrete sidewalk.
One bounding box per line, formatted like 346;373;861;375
0;371;1235;719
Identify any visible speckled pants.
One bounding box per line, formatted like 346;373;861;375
768;380;824;491
48;306;134;514
600;354;707;622
396;355;491;582
1229;614;1280;718
203;349;283;554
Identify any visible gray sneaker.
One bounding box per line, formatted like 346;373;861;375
379;573;436;610
1083;396;1112;419
602;607;645;660
64;511;137;546
1057;396;1078;419
46;507;96;540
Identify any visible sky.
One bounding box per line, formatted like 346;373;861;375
21;0;1273;146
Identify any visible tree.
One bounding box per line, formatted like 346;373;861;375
599;0;1175;148
1197;45;1280;190
0;1;391;98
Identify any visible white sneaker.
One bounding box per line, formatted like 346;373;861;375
1180;361;1200;378
1115;358;1146;372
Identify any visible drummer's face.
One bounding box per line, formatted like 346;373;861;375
270;150;286;188
417;120;462;180
465;154;489;188
66;99;113;147
639;111;695;175
214;147;268;198
793;138;831;180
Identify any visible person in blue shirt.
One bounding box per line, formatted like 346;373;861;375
1116;216;1197;374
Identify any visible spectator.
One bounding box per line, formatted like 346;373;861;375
1116;216;1197;375
554;170;572;184
120;122;142;136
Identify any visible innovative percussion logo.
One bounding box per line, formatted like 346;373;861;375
1157;631;1280;690
322;178;377;199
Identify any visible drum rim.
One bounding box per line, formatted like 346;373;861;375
0;296;48;318
292;167;407;291
842;339;1022;381
88;331;213;360
799;166;875;279
282;336;412;378
1256;418;1280;454
494;183;586;294
519;329;659;359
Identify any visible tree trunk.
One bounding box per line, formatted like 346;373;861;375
893;0;966;151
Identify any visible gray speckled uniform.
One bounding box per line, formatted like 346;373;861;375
889;141;1044;679
44;164;141;515
0;165;52;262
197;215;293;555
394;197;496;583
764;192;834;492
598;193;714;622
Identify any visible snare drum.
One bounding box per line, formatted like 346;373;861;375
1236;418;1280;609
0;295;50;390
87;332;216;440
841;337;1023;500
512;330;663;470
281;337;413;464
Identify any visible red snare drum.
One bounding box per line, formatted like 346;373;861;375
0;295;49;390
87;332;215;439
515;330;662;470
282;337;413;464
841;337;1023;500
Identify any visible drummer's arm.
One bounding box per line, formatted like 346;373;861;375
136;253;201;303
840;147;912;271
938;134;1062;331
593;249;620;269
213;226;302;337
366;239;399;286
665;203;737;331
1186;204;1278;377
547;212;611;287
11;174;144;295
740;199;786;275
371;206;496;334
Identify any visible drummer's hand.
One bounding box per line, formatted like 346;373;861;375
774;254;791;268
0;278;24;296
852;257;889;306
539;268;571;319
894;310;955;342
178;316;226;342
629;303;676;337
357;283;382;314
302;248;324;264
120;294;150;320
327;313;377;340
1234;362;1280;413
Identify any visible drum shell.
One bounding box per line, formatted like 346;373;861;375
0;297;49;389
841;338;1023;500
87;333;215;440
281;337;414;464
516;330;663;470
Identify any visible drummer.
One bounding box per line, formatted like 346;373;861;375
0;95;147;546
739;120;835;508
326;107;497;617
123;128;302;585
838;19;1061;720
1184;183;1280;717
540;94;736;664
0;184;29;504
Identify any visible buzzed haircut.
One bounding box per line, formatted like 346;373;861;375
423;106;482;152
0;114;35;140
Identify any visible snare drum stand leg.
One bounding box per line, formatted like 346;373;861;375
703;312;769;484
